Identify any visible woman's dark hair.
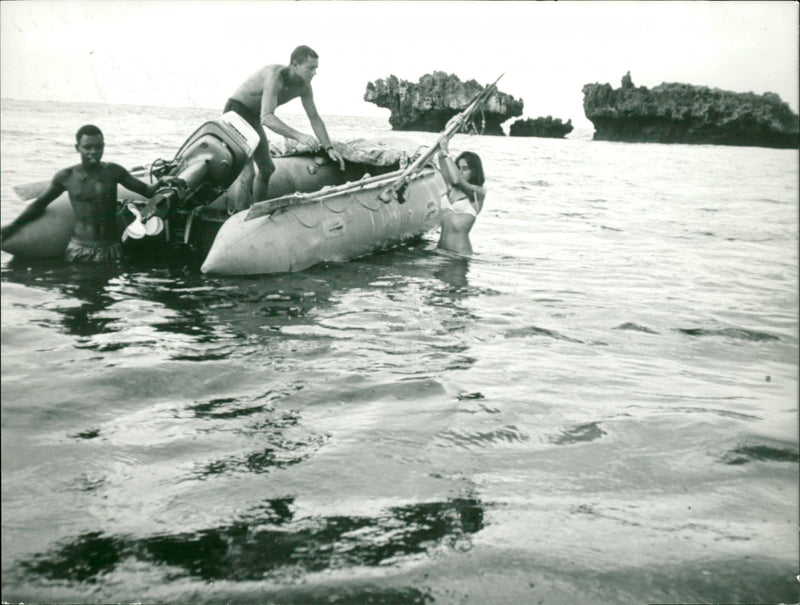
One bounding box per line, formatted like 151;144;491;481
75;124;103;143
456;151;484;186
290;45;318;65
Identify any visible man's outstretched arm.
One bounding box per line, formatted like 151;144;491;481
117;165;184;198
1;173;66;241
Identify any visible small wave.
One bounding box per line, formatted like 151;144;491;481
719;441;798;465
185;387;302;422
457;392;485;401
183;396;313;478
172;350;235;361
76;474;106;493
72;334;128;351
550;421;606;445
436;425;529;449
69;428;101;440
188;398;270;420
194;433;327;478
724;236;777;243
600;225;623;232
506;182;544;192
614;322;659;334
677;327;779;342
123;138;160;147
504;325;583;343
671;406;760;421
569;503;641;527
445;355;478;371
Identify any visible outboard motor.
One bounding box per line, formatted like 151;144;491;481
124;112;259;240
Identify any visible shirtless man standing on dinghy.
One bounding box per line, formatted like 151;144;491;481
0;124;180;263
224;45;345;202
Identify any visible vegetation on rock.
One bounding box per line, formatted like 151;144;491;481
364;72;523;136
582;73;799;148
509;116;573;138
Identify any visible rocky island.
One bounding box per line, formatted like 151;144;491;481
509;116;574;138
364;72;523;135
582;72;799;149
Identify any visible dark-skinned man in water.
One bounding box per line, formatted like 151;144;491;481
0;124;181;263
224;45;345;202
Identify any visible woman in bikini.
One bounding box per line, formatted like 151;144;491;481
435;136;486;255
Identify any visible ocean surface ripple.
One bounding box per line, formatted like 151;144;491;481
1;99;797;604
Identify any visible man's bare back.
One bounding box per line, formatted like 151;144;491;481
230;64;310;120
223;45;345;202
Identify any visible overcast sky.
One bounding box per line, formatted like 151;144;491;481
1;1;797;129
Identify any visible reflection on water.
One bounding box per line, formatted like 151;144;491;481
5;255;217;342
3;244;491;601
4;100;798;605
2;243;487;372
432;252;470;290
20;497;484;583
719;440;799;465
550;421;606;445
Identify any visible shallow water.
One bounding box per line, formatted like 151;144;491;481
1;99;798;604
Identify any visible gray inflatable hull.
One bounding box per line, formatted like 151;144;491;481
202;168;445;275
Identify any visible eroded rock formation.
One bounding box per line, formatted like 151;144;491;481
582;74;799;148
509;116;574;138
364;72;523;136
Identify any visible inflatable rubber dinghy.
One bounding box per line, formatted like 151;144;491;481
1;146;355;258
2;138;444;266
3;78;503;273
2;113;445;273
200;164;445;275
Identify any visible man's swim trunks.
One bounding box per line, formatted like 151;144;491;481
223;98;273;175
65;237;123;264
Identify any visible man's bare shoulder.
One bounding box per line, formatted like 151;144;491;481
104;162;128;175
54;165;82;184
259;64;286;79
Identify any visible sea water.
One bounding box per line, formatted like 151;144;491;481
1;98;798;604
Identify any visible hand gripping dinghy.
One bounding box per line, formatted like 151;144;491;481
3;76;502;275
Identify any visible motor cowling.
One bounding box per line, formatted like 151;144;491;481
139;112;260;222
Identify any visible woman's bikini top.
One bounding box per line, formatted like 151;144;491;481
441;189;479;218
